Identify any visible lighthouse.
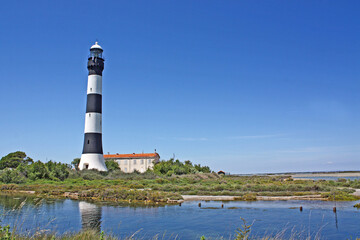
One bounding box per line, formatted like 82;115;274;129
79;42;108;171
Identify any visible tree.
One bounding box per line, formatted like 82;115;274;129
27;161;49;181
153;158;211;176
105;160;120;171
0;169;26;184
72;158;80;170
46;161;70;181
0;151;33;170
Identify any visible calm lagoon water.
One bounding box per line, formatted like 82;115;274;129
293;176;360;181
0;195;359;239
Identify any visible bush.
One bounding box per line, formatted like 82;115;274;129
46;161;70;181
0;169;26;184
153;159;211;176
79;170;105;180
26;161;49;180
321;191;359;201
105;160;120;171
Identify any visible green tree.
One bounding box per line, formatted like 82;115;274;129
71;158;80;170
0;151;33;170
27;161;49;181
46;161;70;181
105;160;120;171
153;158;211;176
0;169;26;184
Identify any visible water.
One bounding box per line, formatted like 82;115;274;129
293;176;360;181
0;195;360;239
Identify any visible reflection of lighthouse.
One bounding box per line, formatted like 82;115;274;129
79;42;107;171
79;201;102;231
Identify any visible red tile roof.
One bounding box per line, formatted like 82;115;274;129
104;153;160;159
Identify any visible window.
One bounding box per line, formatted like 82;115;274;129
134;159;137;164
141;159;144;165
87;140;90;144
124;160;127;164
89;113;91;117
148;159;151;164
124;167;127;172
90;87;92;92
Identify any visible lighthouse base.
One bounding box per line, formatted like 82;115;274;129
79;153;108;171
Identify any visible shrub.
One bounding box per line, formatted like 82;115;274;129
155;178;170;184
26;161;49;180
153;158;211;176
79;170;104;180
105;160;120;171
321;191;359;201
46;161;70;181
241;193;257;201
0;169;26;184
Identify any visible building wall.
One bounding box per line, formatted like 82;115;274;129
106;157;159;173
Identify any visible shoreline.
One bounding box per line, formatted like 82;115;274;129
181;194;327;201
0;191;341;203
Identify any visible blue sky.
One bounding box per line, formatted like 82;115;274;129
1;1;360;173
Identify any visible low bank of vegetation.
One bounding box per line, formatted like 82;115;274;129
0;151;359;202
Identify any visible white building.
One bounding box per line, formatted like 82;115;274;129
104;152;160;173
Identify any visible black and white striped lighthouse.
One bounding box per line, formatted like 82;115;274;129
79;42;108;171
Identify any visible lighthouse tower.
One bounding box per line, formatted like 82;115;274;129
79;42;108;171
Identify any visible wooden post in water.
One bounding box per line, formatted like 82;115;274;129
198;203;201;207
221;204;224;208
300;206;303;212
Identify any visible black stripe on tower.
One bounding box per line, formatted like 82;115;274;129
86;94;102;113
88;57;104;76
82;133;103;154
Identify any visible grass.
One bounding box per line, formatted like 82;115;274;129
0;228;323;240
0;172;359;203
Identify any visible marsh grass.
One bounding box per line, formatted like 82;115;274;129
1;174;359;203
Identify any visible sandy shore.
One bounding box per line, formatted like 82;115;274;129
256;195;325;201
181;195;326;201
352;189;360;196
182;195;236;201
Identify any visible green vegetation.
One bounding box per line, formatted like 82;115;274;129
105;160;120;171
0;152;33;170
153;159;211;176
0;151;359;203
71;158;80;170
0;159;70;183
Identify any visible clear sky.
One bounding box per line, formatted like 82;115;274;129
1;1;360;173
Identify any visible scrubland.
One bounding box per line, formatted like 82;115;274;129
1;170;359;203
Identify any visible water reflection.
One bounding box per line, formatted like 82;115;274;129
0;194;359;239
79;201;102;232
